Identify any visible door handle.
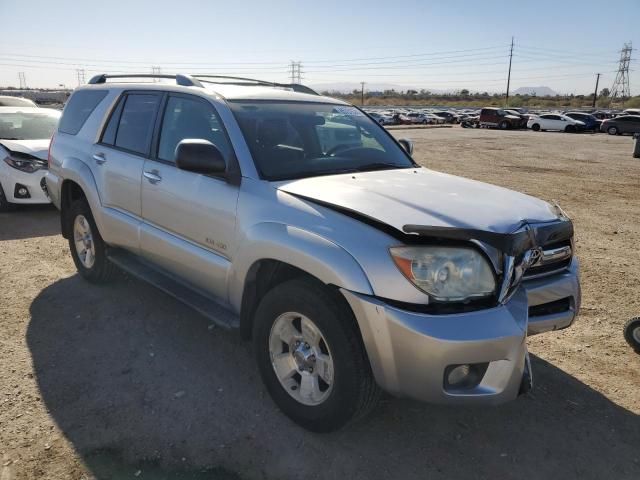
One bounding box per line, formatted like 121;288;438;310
93;153;106;165
143;170;162;184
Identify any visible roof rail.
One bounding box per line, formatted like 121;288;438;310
193;75;319;95
87;74;203;88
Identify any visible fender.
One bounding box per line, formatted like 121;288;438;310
59;157;107;232
228;222;374;312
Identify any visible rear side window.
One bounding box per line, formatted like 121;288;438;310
58;90;108;135
109;93;160;155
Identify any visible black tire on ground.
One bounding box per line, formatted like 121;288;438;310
565;125;576;133
607;126;619;135
623;317;640;353
531;123;541;132
67;197;117;283
0;183;14;213
253;277;381;432
499;120;509;130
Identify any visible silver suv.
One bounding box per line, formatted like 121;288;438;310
47;74;581;432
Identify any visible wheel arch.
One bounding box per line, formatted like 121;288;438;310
59;161;102;239
231;223;373;339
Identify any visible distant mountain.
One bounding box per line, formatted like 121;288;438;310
513;86;558;97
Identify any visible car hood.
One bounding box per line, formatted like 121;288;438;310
0;139;49;160
276;168;559;235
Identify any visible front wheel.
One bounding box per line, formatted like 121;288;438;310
253;278;380;432
565;125;576;133
0;183;14;212
67;198;117;283
499;120;509;130
607;126;619;135
531;123;541;132
624;317;640;353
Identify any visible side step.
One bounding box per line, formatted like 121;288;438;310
107;249;239;329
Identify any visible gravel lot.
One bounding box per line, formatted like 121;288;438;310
1;128;639;479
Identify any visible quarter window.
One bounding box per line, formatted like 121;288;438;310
59;90;108;135
158;96;232;163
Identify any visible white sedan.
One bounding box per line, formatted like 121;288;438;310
0;107;60;211
527;113;585;133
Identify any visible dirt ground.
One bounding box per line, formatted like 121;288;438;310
1;128;639;480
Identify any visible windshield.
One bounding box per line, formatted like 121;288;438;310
0;110;60;140
228;101;414;180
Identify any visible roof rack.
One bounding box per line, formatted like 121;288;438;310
88;74;203;88
193;75;319;95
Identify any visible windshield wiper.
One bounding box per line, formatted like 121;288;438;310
351;162;411;172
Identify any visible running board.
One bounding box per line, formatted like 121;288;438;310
107;249;239;329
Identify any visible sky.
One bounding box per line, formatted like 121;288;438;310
1;0;638;95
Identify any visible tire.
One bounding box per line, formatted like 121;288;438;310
67;197;117;283
0;183;14;213
531;123;541;132
623;317;640;353
565;125;576;133
253;277;380;432
499;120;509;130
607;126;618;135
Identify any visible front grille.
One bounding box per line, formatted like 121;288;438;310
524;239;572;278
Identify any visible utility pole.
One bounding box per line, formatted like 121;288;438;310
505;36;514;107
592;73;601;108
18;72;27;89
360;81;366;106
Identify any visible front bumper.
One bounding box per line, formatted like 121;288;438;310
341;259;580;405
0;160;50;205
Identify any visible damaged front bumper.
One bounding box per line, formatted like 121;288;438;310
341;258;580;404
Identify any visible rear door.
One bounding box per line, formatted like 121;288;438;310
91;91;162;250
139;93;240;301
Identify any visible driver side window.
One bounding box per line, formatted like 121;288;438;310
157;96;232;163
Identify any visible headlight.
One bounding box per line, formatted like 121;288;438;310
390;246;496;302
3;155;47;173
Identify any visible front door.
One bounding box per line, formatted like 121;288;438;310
140;93;240;302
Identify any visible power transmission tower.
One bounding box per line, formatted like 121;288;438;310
151;66;162;82
609;42;632;105
289;61;302;84
592;73;601;108
18;72;27;89
505;36;514;107
76;69;86;86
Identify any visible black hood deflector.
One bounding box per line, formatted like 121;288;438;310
403;220;573;257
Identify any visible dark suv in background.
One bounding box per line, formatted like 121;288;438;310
600;115;640;135
564;112;601;132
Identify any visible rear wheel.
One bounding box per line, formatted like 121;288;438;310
565;125;576;133
67;198;117;283
253;278;380;432
623;317;640;353
499;120;509;130
531;123;541;132
607;126;619;135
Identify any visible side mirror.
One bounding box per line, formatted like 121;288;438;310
398;138;414;155
175;139;226;175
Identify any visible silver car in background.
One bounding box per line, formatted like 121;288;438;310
46;74;581;432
